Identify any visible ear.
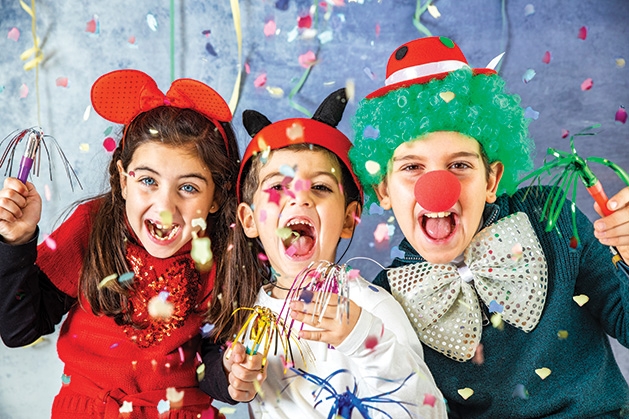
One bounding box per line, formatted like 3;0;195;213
340;201;362;239
117;160;127;199
486;161;504;203
237;202;259;238
373;181;392;210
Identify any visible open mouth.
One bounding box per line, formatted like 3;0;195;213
421;211;457;241
283;219;316;257
145;219;180;242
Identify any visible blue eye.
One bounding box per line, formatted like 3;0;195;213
140;177;156;186
181;184;199;194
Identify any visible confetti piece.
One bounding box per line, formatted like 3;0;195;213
102;137;116;152
458;388;474;400
317;30;333;45
55;77;69;87
79;143;90;153
44;184;52;201
7;27;20;41
373;223;390;243
254;73;267;88
128;171;135;177
368;285;380;293
253;378;264;398
61;373;71;385
201;323;215;337
524;106;539;120
43;234;57;250
557;330;569;339
264;20;276;37
205;42;217;57
285;245;297;257
423;393;436;407
294;179;311;192
524;4;535;16
298;51;317;68
118;272;134;284
616;58;626;68
471;343;484;365
266;86;284;98
512;384;529;399
191;236;213;266
147;14;158;31
119;400;133;414
276;227;294;240
297;14;312;29
488;300;504;313
490;313;504;330
522;69;536;83
511;243;523;261
363;67;376;80
615;106;627;124
192;218;207;233
264;188;281;205
157;399;170;414
286;122;304;141
573;294;589;306
299;289;314;304
439;91;455;103
390;245;404;260
148;295;175;319
578;26;588;40
83;105;91;121
542;51;551;64
363;125;380;139
85;16;99;34
279;164;296;178
581;78;593;91
159;210;173;229
365;160;381;175
561;129;570;139
257;252;268;261
535;367;551;379
128;35;136;45
364;335;379;350
19;83;29;98
219;407;237;415
569;236;578;249
196;363;206;381
98;274;118;289
166;387;184;404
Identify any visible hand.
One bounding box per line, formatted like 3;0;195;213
222;341;267;402
289;292;361;347
0;178;41;244
593;186;629;262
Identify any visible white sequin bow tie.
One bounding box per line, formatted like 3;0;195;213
388;212;548;362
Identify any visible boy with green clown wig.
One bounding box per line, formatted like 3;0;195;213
349;36;629;418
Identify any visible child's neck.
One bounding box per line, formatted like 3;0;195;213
266;272;307;299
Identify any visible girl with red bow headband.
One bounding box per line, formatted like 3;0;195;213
0;69;264;418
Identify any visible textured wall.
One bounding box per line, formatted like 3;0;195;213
1;1;628;417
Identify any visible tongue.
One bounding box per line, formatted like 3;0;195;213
287;235;314;256
425;217;452;240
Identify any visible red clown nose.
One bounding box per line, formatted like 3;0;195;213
414;170;461;212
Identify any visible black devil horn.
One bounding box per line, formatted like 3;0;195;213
312;88;347;128
242;109;273;138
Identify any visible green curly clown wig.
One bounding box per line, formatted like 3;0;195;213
349;68;535;205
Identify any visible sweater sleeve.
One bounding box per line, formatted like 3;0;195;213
199;338;238;405
0;228;76;347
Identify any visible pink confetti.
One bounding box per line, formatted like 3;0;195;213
285;245;297;257
348;269;360;279
423;393;437;407
44;184;52;201
254;73;267;88
55;77;69;88
128;35;136;45
7;27;20;42
257;252;268;261
580;78;593;91
561;129;570;138
375;23;380;37
43;234;57;250
264;188;281;205
263;20;276;37
245;62;251;74
294;179;311;192
103;137;116;152
86;18;97;33
615;106;627;124
298;51;317;68
578;26;588;40
542;51;551;64
297;15;312;29
19;83;29;98
364;335;379;350
471;343;484;365
227;244;234;251
259;209;267;223
353;214;362;224
373;223;389;243
178;346;185;363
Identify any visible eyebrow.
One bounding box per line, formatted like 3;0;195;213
392;151;480;162
131;166;209;183
260;170;340;185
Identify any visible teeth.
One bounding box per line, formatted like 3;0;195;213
286;220;313;228
147;220;179;241
424;211;451;219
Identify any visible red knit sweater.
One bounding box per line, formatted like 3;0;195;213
37;200;221;419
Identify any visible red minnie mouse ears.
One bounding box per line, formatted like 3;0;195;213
90;69;232;150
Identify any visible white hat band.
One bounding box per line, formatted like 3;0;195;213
385;60;471;86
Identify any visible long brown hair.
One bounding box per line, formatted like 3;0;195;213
80;106;258;341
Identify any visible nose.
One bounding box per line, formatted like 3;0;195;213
414;170;461;212
288;185;313;207
153;187;179;216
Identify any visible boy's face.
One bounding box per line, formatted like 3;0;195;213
375;131;503;264
238;148;359;282
118;142;218;259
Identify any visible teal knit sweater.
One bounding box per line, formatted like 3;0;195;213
374;186;629;418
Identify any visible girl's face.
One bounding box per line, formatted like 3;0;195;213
376;131;503;264
118;142;218;259
238;149;359;283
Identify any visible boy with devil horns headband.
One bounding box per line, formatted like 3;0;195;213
350;36;629;417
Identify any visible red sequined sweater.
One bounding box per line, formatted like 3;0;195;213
33;200;220;419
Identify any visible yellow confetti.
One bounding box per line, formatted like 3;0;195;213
191;217;207;232
147;296;174;319
253;378;264;398
458;387;474;400
490;313;504;330
79;143;90;153
439;91;455;103
149;128;160;136
286;122;304;142
616;58;626;68
98;273;118;289
265;86;284;98
166;387;184;404
23;336;46;347
365;160;381;175
196;363;206;381
535;367;551;380
557;330;569;339
159;210;173;229
219;407;237;415
427;4;441;18
191;237;213;269
276;227;295;240
573;294;589;306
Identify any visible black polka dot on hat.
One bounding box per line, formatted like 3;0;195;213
395;46;408;61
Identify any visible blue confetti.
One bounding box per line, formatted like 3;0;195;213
390;246;405;260
201;323;216;337
363;67;376;81
279;164;296;178
522;68;536;83
157;399;170;414
363;125;380;139
118;271;135;284
368;285;380;293
61;374;71;385
299;289;314;304
369;202;384;215
275;0;289;11
524;106;540;120
488;300;504;313
512;383;529;399
206;42;218;57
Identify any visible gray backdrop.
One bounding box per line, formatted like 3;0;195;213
1;1;628;417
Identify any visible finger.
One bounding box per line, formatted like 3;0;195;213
298;329;325;342
0;197;23;222
3;177;29;195
228;384;255;403
229;341;246;364
242;353;264;371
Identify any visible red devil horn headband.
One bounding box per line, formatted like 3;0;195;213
90;69;232;153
